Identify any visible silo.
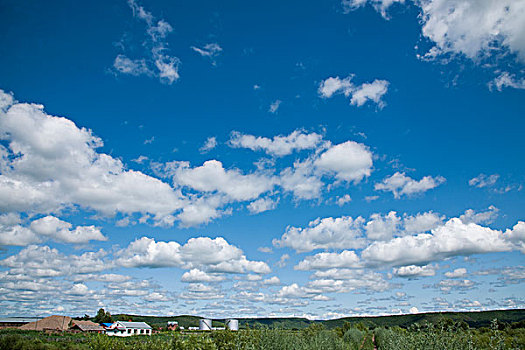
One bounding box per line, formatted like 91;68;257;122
226;319;238;331
199;319;212;331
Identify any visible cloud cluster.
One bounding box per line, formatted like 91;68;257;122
319;75;389;108
375;172;445;198
229;130;323;157
0;90;185;226
114;0;180;84
116;236;270;274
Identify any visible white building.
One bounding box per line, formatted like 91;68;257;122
105;321;152;337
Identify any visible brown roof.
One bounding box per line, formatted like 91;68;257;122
19;315;72;331
70;320;105;332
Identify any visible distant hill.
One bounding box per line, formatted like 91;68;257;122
111;309;524;330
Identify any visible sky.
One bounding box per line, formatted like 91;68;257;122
0;0;524;319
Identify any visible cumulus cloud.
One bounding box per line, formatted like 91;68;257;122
314;141;373;183
279;159;324;200
393;264;437;277
229;130;323;157
0;90;185;225
336;194;352;206
181;269;227;283
375;172;445;198
504;221;525;253
295;250;361;270
274;216;366;253
444;268;467;278
116;236;270;274
318;75;389;108
166;160;275;202
362;218;513;267
114;0;180;84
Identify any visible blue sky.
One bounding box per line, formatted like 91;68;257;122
0;0;524;319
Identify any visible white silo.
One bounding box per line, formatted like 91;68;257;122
199;319;212;331
226;319;238;331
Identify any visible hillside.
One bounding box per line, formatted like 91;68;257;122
110;309;525;330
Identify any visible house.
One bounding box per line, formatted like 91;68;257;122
105;321;152;337
69;320;105;333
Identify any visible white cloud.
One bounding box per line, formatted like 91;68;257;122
247;197;278;214
269;100;282;114
459;206;499;225
199;137;218;153
403;211;444;235
393;264;437;277
181;269;226;283
0;214;106;246
341;0;405;18
166;160;275;202
116;236;270;274
191;43;223;65
418;0;525;62
375;172;445;198
336;194;352;206
489;72;525;91
362;218;513;267
0;245;108;277
276;254;290;268
279;159;324;200
30;216;107;244
350;80;390;108
469;174;499;188
444;267;467;278
365;211;400;241
114;0;180;84
314;141;373;183
274;216;366;253
504;221;525;253
295;250;361;270
0;91;185;224
229;130;323;157
318;75;389;108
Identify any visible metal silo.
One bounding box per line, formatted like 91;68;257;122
226;319;238;331
199;319;212;331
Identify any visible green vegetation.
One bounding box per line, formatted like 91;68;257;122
0;318;523;349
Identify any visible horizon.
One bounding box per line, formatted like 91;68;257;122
0;0;524;320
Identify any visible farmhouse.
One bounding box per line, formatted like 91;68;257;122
70;320;105;333
105;321;152;336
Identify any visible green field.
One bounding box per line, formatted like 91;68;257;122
1;312;524;349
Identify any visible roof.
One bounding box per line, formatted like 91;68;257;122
117;321;152;329
19;315;72;331
71;320;105;332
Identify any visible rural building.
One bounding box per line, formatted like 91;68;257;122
19;315;72;332
0;317;40;329
69;320;105;333
105;321;152;336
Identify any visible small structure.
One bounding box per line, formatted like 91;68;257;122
19;315;71;332
0;317;40;329
226;319;239;331
167;321;178;330
69;320;105;333
199;319;212;331
105;321;152;337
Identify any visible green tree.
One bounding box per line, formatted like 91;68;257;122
93;308;113;324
